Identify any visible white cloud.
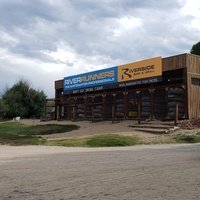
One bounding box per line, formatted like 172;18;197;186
181;0;200;30
181;0;200;16
0;30;19;47
113;16;142;37
43;47;76;66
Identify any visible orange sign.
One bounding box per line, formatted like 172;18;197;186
118;57;162;82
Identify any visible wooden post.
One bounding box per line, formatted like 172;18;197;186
83;96;87;120
138;103;141;124
123;91;128;119
103;94;106;120
44;100;47;118
56;105;59;120
112;93;116;122
72;106;76;122
175;103;179;126
92;96;94;122
92;105;94;122
150;87;155;120
112;105;115;123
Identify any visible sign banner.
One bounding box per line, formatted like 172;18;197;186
118;76;162;88
63;57;162;94
118;57;162;82
63;83;118;95
63;67;118;91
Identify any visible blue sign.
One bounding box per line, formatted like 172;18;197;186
63;67;118;91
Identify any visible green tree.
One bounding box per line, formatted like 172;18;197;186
190;41;200;55
2;80;46;118
0;98;5;118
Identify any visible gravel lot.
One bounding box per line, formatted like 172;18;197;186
0;144;200;200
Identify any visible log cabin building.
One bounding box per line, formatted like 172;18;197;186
55;53;200;121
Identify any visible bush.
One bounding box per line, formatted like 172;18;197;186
174;135;200;143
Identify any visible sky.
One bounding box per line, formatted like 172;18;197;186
0;0;200;98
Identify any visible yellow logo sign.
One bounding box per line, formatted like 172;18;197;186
118;57;162;82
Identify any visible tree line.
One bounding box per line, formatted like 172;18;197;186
0;80;46;119
190;41;200;55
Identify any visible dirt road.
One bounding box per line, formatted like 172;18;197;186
0;144;200;200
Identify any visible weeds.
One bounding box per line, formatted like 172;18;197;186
174;135;200;143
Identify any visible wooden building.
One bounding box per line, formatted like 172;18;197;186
55;53;200;121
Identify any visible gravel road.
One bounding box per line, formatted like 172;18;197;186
0;144;200;200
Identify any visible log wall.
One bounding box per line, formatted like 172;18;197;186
162;53;187;72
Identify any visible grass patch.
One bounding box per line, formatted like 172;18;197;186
0;122;79;145
174;135;200;143
23;124;79;135
86;134;139;147
48;134;140;147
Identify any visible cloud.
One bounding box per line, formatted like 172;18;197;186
0;0;200;97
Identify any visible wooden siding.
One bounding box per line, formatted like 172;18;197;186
162;53;187;72
55;80;63;89
186;54;200;74
186;54;200;119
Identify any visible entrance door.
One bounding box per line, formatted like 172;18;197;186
127;92;138;118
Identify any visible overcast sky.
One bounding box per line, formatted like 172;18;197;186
0;0;200;97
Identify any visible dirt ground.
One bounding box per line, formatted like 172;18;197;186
0;144;200;200
20;119;200;142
